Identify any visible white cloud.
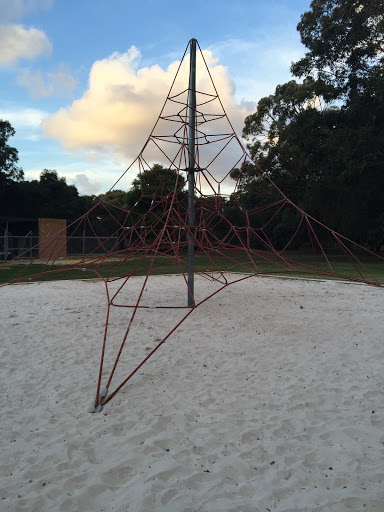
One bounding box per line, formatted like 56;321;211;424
22;169;42;180
42;46;255;172
71;173;101;195
16;66;77;98
0;24;52;66
0;106;49;141
0;106;48;127
0;0;53;22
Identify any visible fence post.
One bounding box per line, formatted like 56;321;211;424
83;219;86;260
4;225;8;261
27;230;33;259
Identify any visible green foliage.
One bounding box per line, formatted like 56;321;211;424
0;169;84;223
0;120;24;185
130;163;186;196
0;163;185;239
126;164;186;225
82;164;187;237
292;0;384;101
240;0;384;250
83;190;130;237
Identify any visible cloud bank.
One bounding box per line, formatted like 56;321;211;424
42;46;255;165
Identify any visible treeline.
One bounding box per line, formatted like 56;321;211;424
0;165;186;235
0;170;86;224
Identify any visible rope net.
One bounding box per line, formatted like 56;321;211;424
2;40;383;410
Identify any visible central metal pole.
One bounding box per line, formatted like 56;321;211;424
187;39;196;307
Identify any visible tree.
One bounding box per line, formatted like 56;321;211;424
37;170;84;221
126;163;186;216
0;120;24;185
84;189;130;237
291;0;384;102
293;0;384;246
129;163;186;198
242;78;340;203
240;0;384;248
290;0;384;183
83;164;187;237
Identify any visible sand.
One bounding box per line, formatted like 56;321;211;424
0;275;383;512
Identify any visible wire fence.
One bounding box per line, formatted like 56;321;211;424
0;232;119;260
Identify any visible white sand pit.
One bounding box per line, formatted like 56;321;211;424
0;275;383;512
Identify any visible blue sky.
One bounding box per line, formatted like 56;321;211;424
0;0;311;195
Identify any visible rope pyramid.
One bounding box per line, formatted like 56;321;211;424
2;39;383;411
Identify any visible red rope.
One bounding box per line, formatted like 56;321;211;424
2;39;383;410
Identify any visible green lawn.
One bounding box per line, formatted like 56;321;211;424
1;250;383;285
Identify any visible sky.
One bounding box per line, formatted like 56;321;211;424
0;0;312;195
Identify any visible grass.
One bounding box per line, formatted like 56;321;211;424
1;250;384;285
